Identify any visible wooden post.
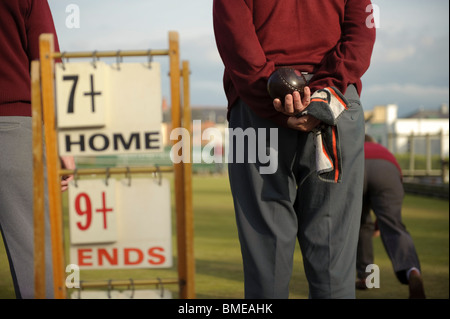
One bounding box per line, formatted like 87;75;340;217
181;60;195;298
39;34;66;299
31;61;46;299
169;31;195;299
169;31;185;298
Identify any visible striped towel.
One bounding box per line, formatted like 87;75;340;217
299;87;349;183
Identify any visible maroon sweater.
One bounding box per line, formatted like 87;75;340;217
0;0;59;117
213;0;376;127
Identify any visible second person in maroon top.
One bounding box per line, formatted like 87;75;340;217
0;0;74;298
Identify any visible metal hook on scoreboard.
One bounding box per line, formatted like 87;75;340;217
116;50;122;70
125;166;132;187
147;49;153;69
156;277;165;298
154;165;162;186
105;167;111;186
107;279;113;299
128;278;135;299
73;168;79;188
92;50;98;69
61;51;67;70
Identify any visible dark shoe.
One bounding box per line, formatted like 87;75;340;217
408;269;426;299
355;278;367;290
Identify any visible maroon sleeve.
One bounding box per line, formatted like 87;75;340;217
25;0;60;62
308;0;376;95
213;0;289;127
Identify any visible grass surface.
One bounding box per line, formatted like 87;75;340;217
0;175;448;299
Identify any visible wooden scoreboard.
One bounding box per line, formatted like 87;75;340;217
32;31;194;299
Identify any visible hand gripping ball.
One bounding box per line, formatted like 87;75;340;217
267;68;308;101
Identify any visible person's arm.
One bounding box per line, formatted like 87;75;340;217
308;0;376;95
25;0;60;62
60;156;76;192
27;0;74;191
278;0;376;132
213;0;289;127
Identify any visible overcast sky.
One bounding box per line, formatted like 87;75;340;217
48;0;449;117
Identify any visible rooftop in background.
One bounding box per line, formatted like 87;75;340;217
365;103;449;123
405;104;449;119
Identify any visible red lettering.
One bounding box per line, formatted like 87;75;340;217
78;249;93;266
76;247;168;268
95;192;113;229
148;247;165;265
124;248;144;265
74;193;92;231
98;248;118;266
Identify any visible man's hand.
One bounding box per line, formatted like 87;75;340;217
60;156;75;192
273;86;321;131
273;86;311;116
286;115;321;132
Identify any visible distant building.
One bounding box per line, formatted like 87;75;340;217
162;105;227;146
406;104;449;119
162;102;449;158
365;104;449;156
158;102;448;177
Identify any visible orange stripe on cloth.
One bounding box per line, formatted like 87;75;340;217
332;126;339;182
311;98;327;103
327;87;348;110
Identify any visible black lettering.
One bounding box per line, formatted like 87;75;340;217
83;74;102;112
65;134;85;152
145;132;160;149
89;134;109;151
63;75;79;113
113;133;140;150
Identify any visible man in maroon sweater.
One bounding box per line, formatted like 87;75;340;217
357;135;425;298
0;0;74;298
214;0;375;298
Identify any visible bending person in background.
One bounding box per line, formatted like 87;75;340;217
356;134;425;299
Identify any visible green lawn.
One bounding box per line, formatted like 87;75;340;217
0;175;448;299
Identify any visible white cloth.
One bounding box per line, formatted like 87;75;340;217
300;87;349;183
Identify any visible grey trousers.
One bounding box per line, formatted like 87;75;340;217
357;159;421;284
228;85;365;299
0;116;54;298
